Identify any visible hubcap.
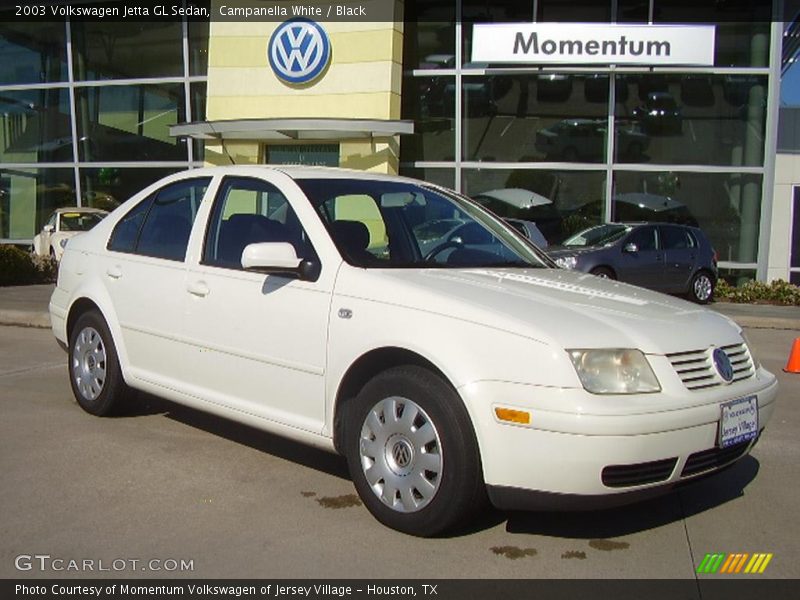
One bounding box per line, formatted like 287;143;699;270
694;275;712;301
359;396;442;513
71;326;107;401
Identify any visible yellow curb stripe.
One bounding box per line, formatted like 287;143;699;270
758;554;773;573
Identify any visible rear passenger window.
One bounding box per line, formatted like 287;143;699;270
661;226;695;250
203;177;317;269
107;178;210;260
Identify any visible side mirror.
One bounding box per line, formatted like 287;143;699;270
623;243;639;253
43;224;55;233
241;242;318;281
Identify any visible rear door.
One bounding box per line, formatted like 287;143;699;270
660;225;697;292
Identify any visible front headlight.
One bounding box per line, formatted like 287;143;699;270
568;349;661;394
555;255;577;270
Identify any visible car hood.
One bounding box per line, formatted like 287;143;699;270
545;246;607;258
340;267;740;354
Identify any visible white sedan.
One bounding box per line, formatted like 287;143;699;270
33;207;108;261
49;167;777;536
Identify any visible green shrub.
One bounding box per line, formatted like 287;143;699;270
0;245;57;286
715;278;800;306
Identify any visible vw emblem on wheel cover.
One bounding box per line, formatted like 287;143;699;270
392;440;412;468
268;19;331;85
713;348;734;383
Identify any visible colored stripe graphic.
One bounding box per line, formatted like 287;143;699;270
697;553;773;574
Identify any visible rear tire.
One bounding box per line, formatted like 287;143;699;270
688;271;715;304
68;310;132;416
344;366;485;537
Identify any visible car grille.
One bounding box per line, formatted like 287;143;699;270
601;457;678;488
681;440;753;477
666;343;755;391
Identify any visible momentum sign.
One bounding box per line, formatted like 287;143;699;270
472;23;715;66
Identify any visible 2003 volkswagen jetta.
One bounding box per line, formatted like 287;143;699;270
50;166;778;536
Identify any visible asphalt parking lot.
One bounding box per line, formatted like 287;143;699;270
1;323;798;580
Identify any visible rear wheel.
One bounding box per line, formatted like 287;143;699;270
68;310;132;416
344;366;485;536
688;271;715;304
590;266;616;280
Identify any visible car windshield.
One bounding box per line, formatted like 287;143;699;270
295;178;549;269
59;212;104;232
562;224;631;248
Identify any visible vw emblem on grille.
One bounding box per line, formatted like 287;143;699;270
268;19;331;85
392;440;412;468
713;348;734;383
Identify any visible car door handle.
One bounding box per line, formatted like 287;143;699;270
187;281;210;298
106;266;122;280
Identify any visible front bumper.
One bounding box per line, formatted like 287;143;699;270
459;372;778;508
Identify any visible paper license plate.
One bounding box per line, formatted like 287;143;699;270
719;395;758;448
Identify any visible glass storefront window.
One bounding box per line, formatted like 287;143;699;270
80;167;181;211
462;0;534;66
613;171;762;263
617;0;649;22
462;169;606;244
189;3;210;77
0;21;67;85
463;74;609;163
75;83;187;162
400;75;455;163
403;1;455;71
71;21;183;80
537;0;611;22
0;168;76;239
191;82;207;160
399;168;455;190
654;0;771;67
614;74;767;166
0;88;73;163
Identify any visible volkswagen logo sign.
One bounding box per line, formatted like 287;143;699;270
268;19;331;85
713;348;734;383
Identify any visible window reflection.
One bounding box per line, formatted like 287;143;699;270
463;169;606;244
80;167;180;211
403;1;455;71
0;89;73;163
400;76;455;162
72;21;183;80
0;168;76;239
463;75;609;163
615;74;766;166
613;171;762;263
75;84;187;162
0;22;67;85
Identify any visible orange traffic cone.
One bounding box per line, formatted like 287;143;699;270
784;338;800;373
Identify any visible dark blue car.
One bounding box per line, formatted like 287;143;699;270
546;223;718;303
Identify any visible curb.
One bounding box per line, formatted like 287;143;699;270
0;310;51;329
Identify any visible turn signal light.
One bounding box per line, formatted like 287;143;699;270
494;407;531;425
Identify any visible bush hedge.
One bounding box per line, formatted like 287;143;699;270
0;245;58;287
716;278;800;306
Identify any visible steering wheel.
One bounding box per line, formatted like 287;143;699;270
424;239;463;262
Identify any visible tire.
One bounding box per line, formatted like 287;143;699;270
344;366;485;537
68;310;132;416
590;266;616;280
688;270;715;304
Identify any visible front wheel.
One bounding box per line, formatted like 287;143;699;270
688;271;715;304
590;266;616;280
68;310;132;416
344;366;485;536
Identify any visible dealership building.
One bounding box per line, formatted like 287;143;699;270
1;0;797;283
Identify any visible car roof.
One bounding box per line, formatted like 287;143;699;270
179;165;428;184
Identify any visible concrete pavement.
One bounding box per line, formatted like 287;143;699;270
2;284;798;331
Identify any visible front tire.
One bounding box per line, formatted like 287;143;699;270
590;266;616;279
68;310;132;416
688;271;715;304
344;366;485;536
